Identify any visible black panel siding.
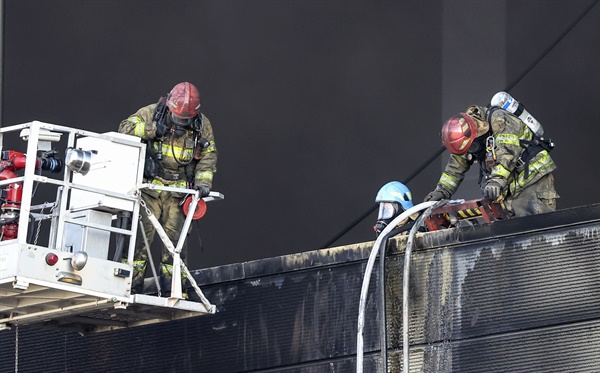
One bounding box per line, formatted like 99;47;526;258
1;204;600;372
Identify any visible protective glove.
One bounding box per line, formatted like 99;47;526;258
482;179;505;200
194;184;210;198
155;122;168;137
424;188;450;202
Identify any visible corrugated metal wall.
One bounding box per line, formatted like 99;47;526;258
382;204;600;372
1;204;599;372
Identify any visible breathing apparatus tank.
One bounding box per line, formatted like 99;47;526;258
490;91;544;137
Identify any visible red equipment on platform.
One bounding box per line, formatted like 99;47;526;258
425;198;510;231
0;150;62;240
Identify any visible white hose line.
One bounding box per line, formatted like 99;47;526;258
402;201;445;373
356;201;436;373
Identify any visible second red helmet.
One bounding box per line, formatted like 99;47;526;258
441;113;478;155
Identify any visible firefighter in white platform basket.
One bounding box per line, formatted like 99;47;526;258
119;82;217;296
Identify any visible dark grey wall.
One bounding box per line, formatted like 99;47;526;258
2;0;599;269
506;0;600;212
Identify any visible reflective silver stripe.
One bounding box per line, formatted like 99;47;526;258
195;171;213;181
491;164;511;179
510;152;555;193
151;179;187;187
150;178;187;193
160;263;187;278
201;141;217;154
129;116;146;137
495;133;520;147
439;172;459;190
133;260;146;269
160;264;172;275
152;143;194;160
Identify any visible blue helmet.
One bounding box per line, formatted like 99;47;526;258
375;181;414;211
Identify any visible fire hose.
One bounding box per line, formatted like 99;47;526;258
356;201;438;373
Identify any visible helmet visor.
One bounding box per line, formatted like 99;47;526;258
377;202;397;220
170;112;194;126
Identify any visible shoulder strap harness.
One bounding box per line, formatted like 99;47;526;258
486;105;554;179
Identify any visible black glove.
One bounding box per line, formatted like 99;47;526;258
194;184;210;198
424;188;449;202
155;122;168;137
482;179;504;200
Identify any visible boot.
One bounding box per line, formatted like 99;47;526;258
159;272;171;296
159;271;188;299
130;260;147;295
131;279;144;295
159;262;189;299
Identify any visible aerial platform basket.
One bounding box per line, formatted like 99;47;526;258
0;121;218;333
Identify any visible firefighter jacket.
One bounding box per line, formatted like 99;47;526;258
393;212;422;235
118;102;217;193
436;105;556;200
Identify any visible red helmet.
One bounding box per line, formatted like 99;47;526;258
167;82;201;125
441;113;478;155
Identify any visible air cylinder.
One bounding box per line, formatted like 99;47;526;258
491;91;544;137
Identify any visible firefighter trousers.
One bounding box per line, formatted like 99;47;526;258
131;190;190;293
505;173;559;218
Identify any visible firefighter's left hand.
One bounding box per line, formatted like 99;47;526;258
194;184;210;198
482;179;505;200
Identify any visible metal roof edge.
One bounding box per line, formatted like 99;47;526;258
190;203;600;285
190;240;375;285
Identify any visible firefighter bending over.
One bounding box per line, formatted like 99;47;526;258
424;103;558;217
118;82;218;295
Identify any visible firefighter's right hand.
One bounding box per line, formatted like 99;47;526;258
424;189;448;202
482;179;505;200
194;184;210;198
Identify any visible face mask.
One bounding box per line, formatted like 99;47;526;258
377;202;396;220
170;112;194;126
374;219;391;235
468;137;485;154
374;202;401;235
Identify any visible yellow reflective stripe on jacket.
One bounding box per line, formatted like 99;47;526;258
129;116;147;137
151;142;194;161
495;133;521;147
160;263;188;278
510;151;555;194
151;178;187;187
150;178;187;193
491;163;511;179
439;172;460;191
196;170;213;181
201;141;217;155
132;260;147;269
